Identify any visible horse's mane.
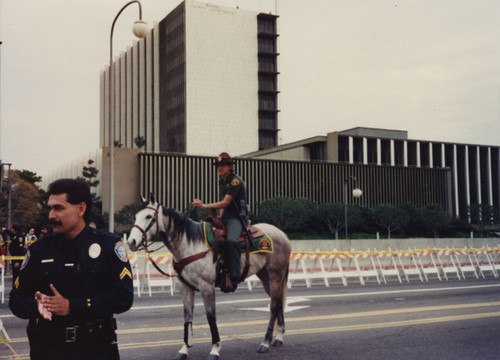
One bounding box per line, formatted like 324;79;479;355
162;206;203;244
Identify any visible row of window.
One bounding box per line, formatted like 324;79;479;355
338;135;500;217
257;14;279;151
139;153;451;213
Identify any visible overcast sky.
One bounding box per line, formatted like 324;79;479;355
1;0;499;175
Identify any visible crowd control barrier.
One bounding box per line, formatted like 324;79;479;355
128;253;141;297
2;247;500;299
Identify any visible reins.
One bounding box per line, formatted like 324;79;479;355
132;204;176;278
132;204;213;286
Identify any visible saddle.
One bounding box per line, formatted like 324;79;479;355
209;215;264;239
205;215;260;293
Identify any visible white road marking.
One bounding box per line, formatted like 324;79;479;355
239;297;311;313
127;283;500;312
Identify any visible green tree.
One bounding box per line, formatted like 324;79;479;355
17;169;42;186
372;204;407;239
77;159;104;228
315;202;361;239
82;160;100;189
115;202;143;233
257;197;309;232
316;202;345;239
399;202;423;237
134;136;146;149
420;205;449;237
0;171;42;228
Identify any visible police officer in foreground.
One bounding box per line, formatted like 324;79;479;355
9;178;134;359
192;152;248;292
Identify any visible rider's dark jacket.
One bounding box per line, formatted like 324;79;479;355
219;171;247;222
9;226;134;360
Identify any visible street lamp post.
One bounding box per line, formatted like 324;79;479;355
108;1;148;232
1;163;12;230
344;176;363;241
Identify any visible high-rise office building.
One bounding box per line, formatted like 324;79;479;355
100;0;279;156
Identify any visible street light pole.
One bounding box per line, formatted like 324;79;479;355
344;176;363;241
108;1;148;232
1;163;12;230
0;41;3;166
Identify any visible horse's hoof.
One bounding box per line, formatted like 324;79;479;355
271;338;283;347
175;353;188;360
206;355;219;360
257;344;269;353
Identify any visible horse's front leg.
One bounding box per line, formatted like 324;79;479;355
200;284;221;360
175;283;195;360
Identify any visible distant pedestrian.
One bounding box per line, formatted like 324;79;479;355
2;223;26;284
38;225;52;239
0;231;6;256
26;228;38;246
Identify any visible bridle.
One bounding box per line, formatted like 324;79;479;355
130;202;212;288
132;204;161;253
131;203;178;279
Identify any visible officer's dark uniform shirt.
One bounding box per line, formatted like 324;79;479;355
9;226;133;359
7;231;26;284
8;231;26;257
219;171;247;221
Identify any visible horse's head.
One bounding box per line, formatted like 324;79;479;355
127;193;161;251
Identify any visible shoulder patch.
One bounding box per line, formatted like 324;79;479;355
21;250;31;270
114;241;129;262
231;178;240;186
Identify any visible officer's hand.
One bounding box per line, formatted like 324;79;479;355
35;292;52;321
192;199;203;208
39;284;70;317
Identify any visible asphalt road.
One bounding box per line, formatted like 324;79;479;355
2;278;500;360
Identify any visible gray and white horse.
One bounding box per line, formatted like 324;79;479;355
127;195;291;360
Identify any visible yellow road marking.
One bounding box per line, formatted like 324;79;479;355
5;301;500;345
118;311;500;350
118;300;500;334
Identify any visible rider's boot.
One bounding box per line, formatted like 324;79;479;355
226;243;240;292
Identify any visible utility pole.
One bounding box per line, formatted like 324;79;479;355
1;163;12;230
0;41;3;170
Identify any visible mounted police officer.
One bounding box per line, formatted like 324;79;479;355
9;178;134;360
192;152;248;292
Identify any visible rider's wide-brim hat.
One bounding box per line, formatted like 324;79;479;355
214;152;234;166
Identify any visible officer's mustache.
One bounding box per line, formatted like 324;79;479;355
49;219;63;226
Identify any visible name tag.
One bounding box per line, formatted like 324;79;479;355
41;259;54;263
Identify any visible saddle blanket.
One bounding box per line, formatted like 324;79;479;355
202;222;274;254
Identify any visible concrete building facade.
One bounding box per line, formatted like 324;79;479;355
244;127;500;220
100;0;279;158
